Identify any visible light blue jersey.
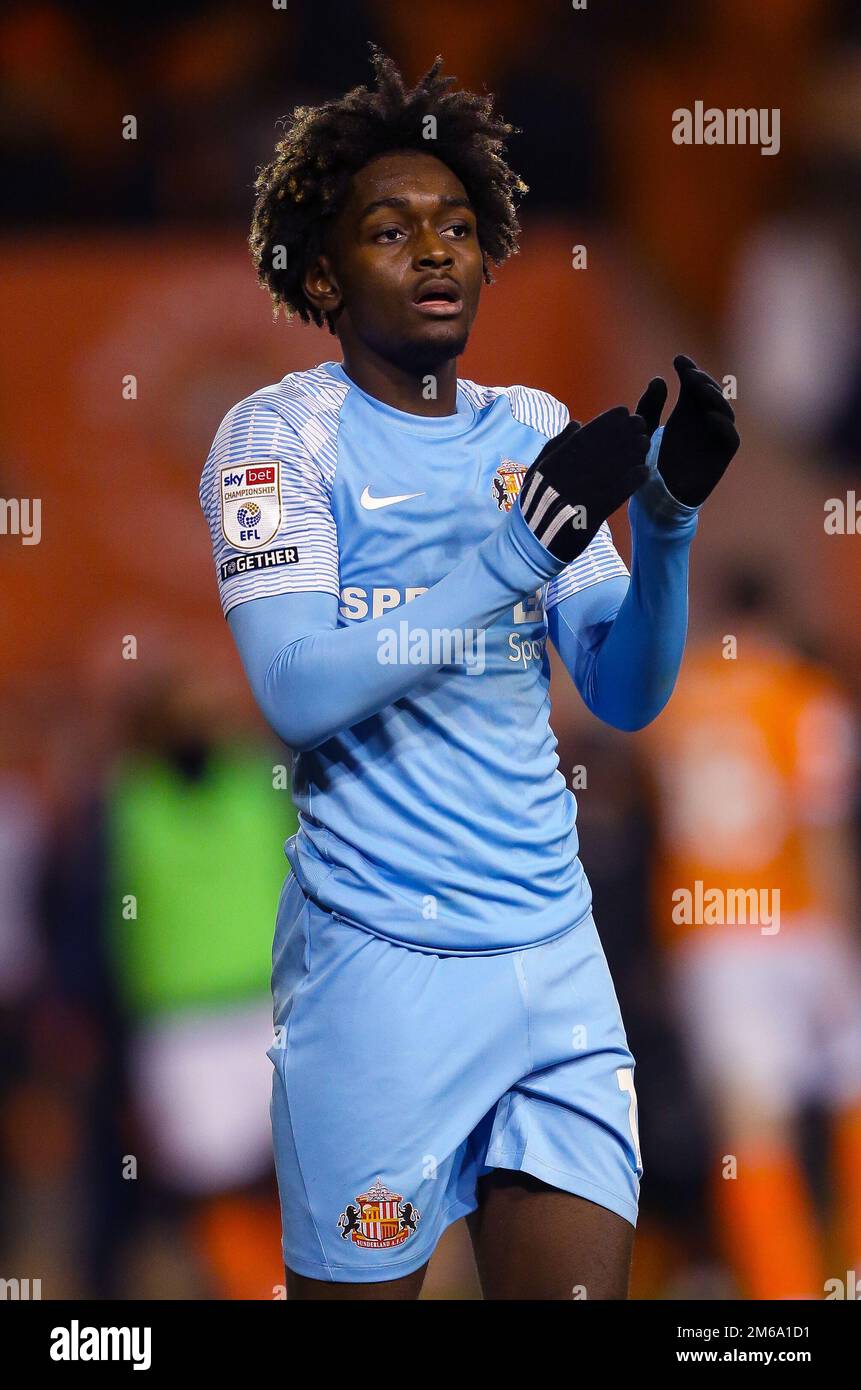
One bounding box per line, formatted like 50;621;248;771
200;360;630;952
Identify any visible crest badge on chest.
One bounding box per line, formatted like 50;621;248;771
492;458;527;513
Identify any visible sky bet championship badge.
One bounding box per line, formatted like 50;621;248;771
492;458;527;512
337;1177;421;1249
220;461;282;549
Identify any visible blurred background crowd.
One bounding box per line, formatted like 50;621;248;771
1;0;860;1299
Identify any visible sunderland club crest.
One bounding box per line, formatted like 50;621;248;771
220;461;282;550
492;458;527;512
337;1177;421;1249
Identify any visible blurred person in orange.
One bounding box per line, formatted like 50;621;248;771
638;566;861;1299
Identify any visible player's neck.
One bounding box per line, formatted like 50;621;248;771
338;349;459;417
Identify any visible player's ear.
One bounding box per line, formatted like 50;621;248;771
303;254;342;317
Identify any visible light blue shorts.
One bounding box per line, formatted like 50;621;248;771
267;874;642;1283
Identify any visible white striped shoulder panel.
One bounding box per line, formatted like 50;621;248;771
458;377;571;442
199;365;348;618
544;521;629;609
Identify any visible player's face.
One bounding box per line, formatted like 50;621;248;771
316;150;484;372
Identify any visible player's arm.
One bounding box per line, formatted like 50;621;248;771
545;461;696;731
201;399;571;752
544;359;739;731
228;507;563;751
227;402;657;750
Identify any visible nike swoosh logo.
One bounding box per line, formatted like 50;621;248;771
360;486;425;510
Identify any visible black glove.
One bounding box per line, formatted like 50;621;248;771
636;355;739;507
518;406;652;562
